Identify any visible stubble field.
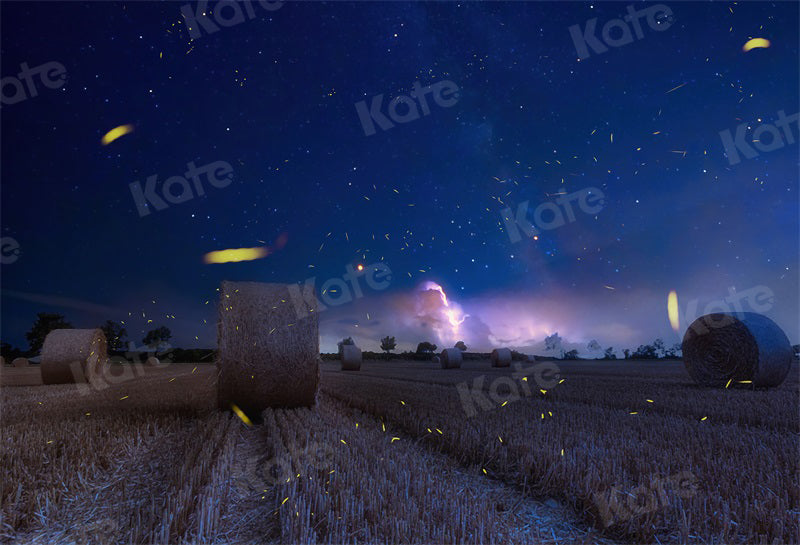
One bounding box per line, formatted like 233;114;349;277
1;358;798;544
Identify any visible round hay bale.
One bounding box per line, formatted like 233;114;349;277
145;356;160;366
682;313;792;388
41;329;107;384
217;281;319;413
12;357;29;368
340;344;362;371
440;348;462;369
491;348;512;368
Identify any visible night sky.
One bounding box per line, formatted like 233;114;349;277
1;1;798;355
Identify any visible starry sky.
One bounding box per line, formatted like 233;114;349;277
1;1;798;355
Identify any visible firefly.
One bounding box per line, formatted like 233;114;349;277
668;290;680;332
742;38;770;52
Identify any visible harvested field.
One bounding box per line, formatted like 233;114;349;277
1;359;798;544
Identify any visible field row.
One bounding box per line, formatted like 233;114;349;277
321;370;799;544
1;366;613;544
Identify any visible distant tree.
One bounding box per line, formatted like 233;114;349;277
337;337;354;356
793;344;800;358
455;341;467;351
100;320;127;352
380;336;396;353
0;342;26;361
604;347;616;360
623;348;631;360
664;343;682;358
563;349;579;360
633;344;657;359
416;341;437;354
142;326;172;357
653;338;666;358
587;340;601;351
26;312;73;355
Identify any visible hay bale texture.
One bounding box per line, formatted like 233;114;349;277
217;281;319;413
12;357;28;368
340;344;362;371
41;329;107;384
145;356;160;366
682;313;792;388
440;348;462;369
491;348;512;367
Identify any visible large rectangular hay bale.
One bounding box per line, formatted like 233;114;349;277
217;281;319;412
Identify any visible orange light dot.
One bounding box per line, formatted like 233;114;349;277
533;235;539;241
357;264;364;271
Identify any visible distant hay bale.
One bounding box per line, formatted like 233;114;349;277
145;356;160;366
491;348;512;368
683;313;792;388
41;329;107;384
12;357;28;368
340;344;362;371
217;281;319;413
440;348;462;369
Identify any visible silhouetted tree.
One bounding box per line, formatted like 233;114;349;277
604;347;616;360
380;336;396;353
633;344;657;359
143;326;172;358
653;338;666;358
26;313;73;355
455;341;467;351
100;320;127;352
623;348;631;360
0;342;26;361
563;349;579;360
416;342;437;354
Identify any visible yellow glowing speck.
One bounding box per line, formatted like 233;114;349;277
668;290;680;332
230;403;252;426
281;497;289;505
629;411;638;415
340;439;347;445
742;38;770;52
204;246;270;264
391;437;400;442
701;416;708;421
119;396;129;400
100;124;134;145
500;400;508;407
646;399;654;403
725;378;733;389
561;448;565;456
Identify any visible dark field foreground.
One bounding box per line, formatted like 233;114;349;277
1;359;798;544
